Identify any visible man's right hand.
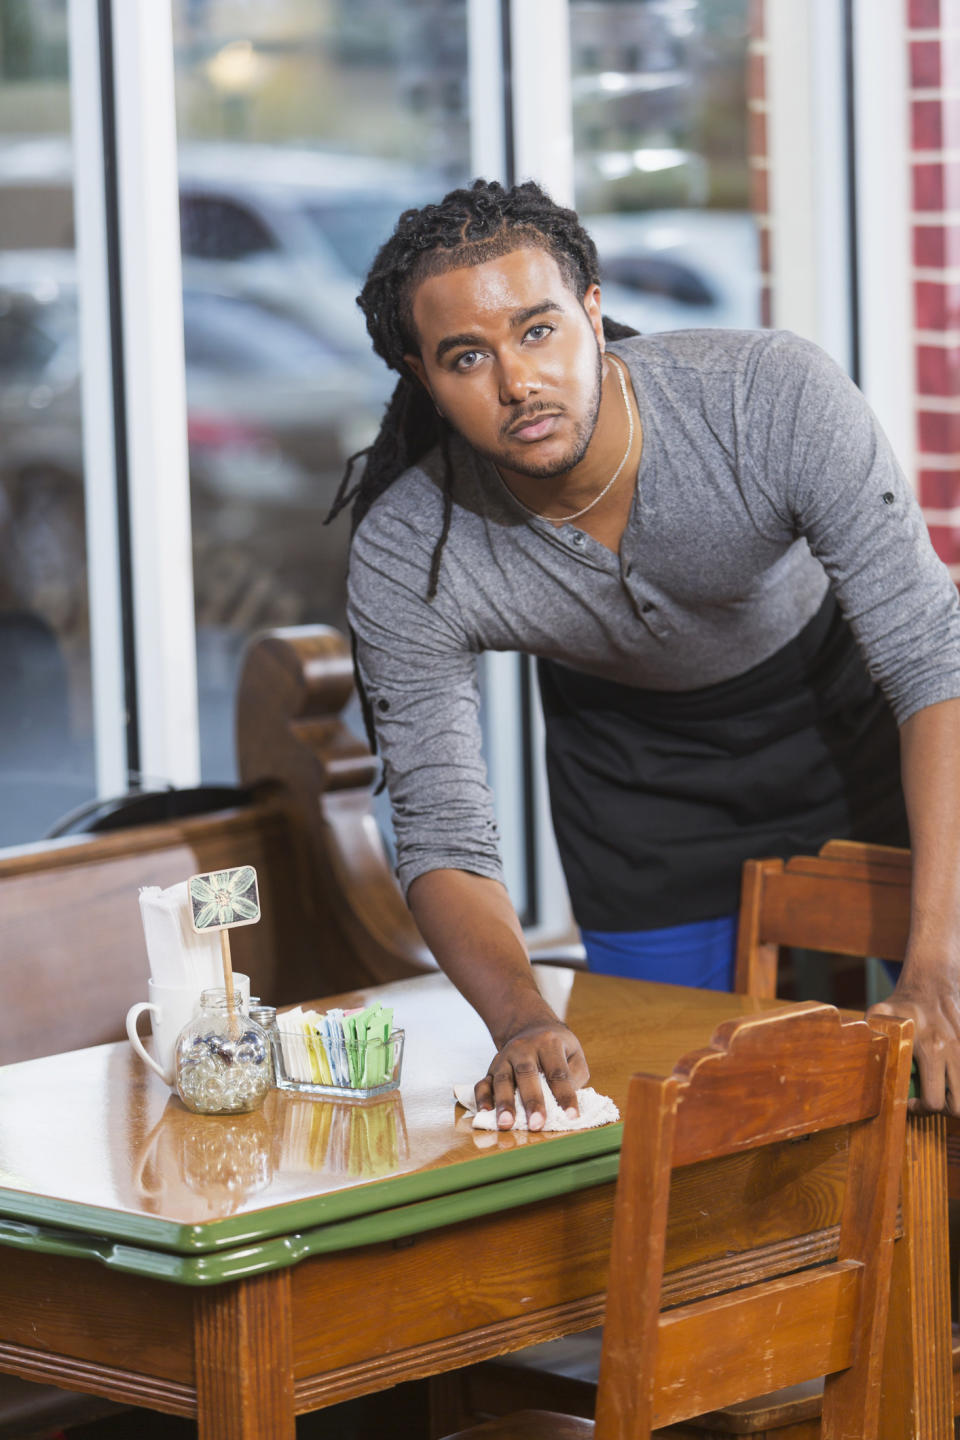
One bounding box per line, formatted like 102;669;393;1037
474;1019;589;1130
407;869;590;1131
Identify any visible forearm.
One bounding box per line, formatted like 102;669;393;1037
407;868;557;1045
408;867;588;1126
899;697;960;978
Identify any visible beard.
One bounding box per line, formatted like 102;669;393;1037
455;343;604;481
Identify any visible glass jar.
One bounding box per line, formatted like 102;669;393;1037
175;988;272;1115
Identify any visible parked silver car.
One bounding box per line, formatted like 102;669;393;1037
0;252;388;648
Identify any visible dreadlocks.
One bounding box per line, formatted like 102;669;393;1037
325;177;638;767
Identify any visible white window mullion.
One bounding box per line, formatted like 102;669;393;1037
511;0;574;204
111;0;200;787
767;0;853;372
468;0;507;182
67;0;127;798
767;0;912;482
809;0;854;373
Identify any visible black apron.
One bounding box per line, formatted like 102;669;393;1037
538;592;909;931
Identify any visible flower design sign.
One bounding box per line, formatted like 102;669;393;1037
188;866;261;933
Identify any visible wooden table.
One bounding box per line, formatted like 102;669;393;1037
0;968;932;1438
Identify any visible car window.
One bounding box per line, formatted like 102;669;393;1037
303;199;420;279
0;308;59;375
182;291;339;377
179;196;277;261
599;254;716;307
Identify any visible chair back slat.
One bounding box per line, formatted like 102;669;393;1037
755;870;911;961
817;838;913;875
670;1004;887;1168
651;1261;861;1428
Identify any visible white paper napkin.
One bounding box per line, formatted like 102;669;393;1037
454;1075;619;1132
138;882;223;988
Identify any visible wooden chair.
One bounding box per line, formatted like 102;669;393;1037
732;841;955;1438
434;1001;913;1440
439;841;954;1439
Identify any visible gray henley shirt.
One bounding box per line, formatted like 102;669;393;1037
348;328;960;897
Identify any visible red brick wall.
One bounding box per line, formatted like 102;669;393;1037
748;0;772;327
908;0;960;577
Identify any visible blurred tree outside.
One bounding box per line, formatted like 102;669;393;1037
0;0;69;133
173;0;468;177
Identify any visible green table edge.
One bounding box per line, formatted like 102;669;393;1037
0;1147;620;1285
0;1119;623;1256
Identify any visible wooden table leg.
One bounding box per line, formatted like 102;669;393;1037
879;1112;953;1440
194;1270;295;1439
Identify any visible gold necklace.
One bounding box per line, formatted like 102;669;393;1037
506;356;635;525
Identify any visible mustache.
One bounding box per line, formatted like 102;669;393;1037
502;400;565;438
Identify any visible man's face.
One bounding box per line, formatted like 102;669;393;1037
404;246;605;481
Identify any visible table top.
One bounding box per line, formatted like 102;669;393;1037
0;968;784;1285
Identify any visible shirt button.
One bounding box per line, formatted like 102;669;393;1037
571;531;586;547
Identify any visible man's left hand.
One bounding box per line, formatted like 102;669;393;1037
869;970;960;1114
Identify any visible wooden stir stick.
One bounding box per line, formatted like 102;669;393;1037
219;929;236;1009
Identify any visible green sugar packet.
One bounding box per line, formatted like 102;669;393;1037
342;1010;363;1088
342;1002;393;1088
369;1003;394;1086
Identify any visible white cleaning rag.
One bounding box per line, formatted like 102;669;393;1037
454;1075;619;1132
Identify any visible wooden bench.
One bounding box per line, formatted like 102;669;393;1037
0;624;433;1066
0;623;433;1434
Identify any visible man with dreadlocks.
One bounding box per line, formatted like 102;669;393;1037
333;178;960;1129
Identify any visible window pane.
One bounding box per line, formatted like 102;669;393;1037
172;0;471;782
570;0;760;336
0;0;96;845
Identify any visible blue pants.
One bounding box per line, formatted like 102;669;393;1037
581;915;738;992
